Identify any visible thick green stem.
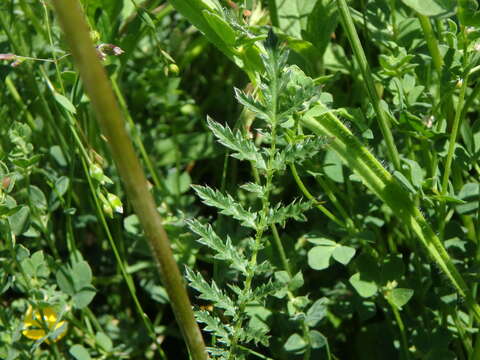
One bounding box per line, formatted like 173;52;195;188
300;107;480;322
268;0;279;27
50;1;207;359
336;0;401;171
417;15;443;73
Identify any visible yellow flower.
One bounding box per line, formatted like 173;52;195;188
22;305;68;343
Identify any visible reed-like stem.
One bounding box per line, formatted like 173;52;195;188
50;1;207;358
336;0;401;171
300;107;480;322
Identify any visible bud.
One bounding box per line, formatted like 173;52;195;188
89;163;104;183
102;201;113;218
456;78;464;88
98;192;113;218
168;63;180;76
107;192;123;214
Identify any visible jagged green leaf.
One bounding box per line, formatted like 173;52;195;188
187;219;247;272
252;280;286;301
282;137;329;164
207;117;266;170
240;182;266;197
238;323;269;347
185;268;236;316
234;88;270;121
195;310;231;345
267;199;312;227
192;185;257;229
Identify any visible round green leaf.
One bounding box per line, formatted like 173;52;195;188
309;330;327;349
401;0;455;17
387;288;414;309
69;345;91;360
349;272;378;298
306;297;328;327
284;333;307;354
73;285;96;309
95;332;113;352
8;205;30;235
308;245;336;270
332;245;356;265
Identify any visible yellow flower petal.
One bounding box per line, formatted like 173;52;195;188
22;305;68;343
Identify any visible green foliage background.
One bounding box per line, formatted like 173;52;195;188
1;0;480;359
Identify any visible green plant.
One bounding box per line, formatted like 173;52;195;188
186;31;333;359
2;0;480;359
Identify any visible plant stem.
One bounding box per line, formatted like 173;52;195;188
440;76;469;195
50;1;207;359
417;15;443;73
268;0;279;27
417;14;456;131
289;163;347;228
300;108;480;322
387;299;410;360
335;0;401;171
229;44;281;359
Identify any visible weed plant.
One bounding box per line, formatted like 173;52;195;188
0;0;480;359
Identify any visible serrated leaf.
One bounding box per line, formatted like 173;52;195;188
239;322;270;347
185;268;236;316
207;117;266;169
240;182;265;197
195;310;231;344
192;185;257;229
234;88;270;122
267;199;312;227
252;280;285;300
282;137;329;164
187;219;247;272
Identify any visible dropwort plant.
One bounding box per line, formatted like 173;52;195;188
187;31;330;359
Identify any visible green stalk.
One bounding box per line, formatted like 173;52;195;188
300;107;480;322
440;75;469;195
50;1;207;359
387;299;410;360
268;0;279;27
417;15;443;73
336;0;401;171
289;163;347;229
417;14;455;130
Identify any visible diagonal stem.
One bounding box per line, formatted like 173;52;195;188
49;1;207;359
